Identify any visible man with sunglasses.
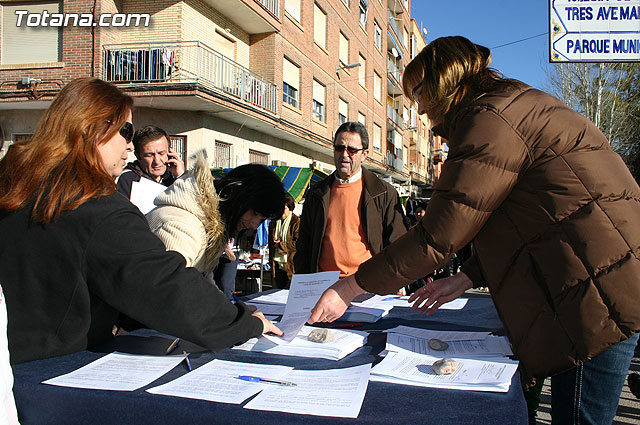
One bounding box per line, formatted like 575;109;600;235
295;121;407;278
116;125;185;206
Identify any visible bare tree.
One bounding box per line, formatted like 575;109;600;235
547;62;640;181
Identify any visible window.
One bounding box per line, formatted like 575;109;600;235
215;141;231;168
283;58;300;108
249;149;269;165
338;98;349;125
403;106;409;128
373;123;382;152
410;33;418;59
312;80;326;122
373;72;382;102
374;21;382;51
339;32;349;66
213;31;235;60
358;54;366;87
169;135;187;166
359;0;368;27
284;0;301;22
2;1;61;64
313;3;327;49
403;27;409;51
358;112;366;126
410;106;417;128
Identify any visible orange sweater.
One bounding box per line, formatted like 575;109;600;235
318;178;373;277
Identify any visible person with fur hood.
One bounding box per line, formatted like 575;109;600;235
147;156;287;277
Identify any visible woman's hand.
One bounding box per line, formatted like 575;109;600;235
408;272;473;316
307;275;366;324
253;312;283;336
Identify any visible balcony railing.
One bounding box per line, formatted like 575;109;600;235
387;57;401;84
386;150;404;171
387;104;404;128
103;41;279;114
387;10;404;46
255;0;280;18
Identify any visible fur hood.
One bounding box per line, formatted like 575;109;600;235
152;155;226;274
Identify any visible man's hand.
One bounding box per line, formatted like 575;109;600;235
253;312;283;336
307;275;366;324
408;272;473;316
167;147;185;177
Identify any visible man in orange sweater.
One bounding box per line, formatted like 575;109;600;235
295;122;407;277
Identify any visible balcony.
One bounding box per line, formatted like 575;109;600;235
103;41;279;114
387;104;404;129
385;150;404;172
387;10;404;47
205;0;280;33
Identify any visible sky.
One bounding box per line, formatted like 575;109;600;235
410;1;553;91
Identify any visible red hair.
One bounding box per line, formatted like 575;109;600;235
0;78;133;223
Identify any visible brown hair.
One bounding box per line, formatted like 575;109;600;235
0;78;133;223
402;36;513;124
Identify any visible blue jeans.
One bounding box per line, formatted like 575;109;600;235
551;333;639;425
213;258;238;301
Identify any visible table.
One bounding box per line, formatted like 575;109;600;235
12;294;528;425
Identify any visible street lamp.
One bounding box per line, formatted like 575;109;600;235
336;62;361;77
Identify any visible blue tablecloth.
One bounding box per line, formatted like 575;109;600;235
12;294;528;425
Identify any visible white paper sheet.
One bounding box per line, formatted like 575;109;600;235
146;359;293;404
386;333;513;357
245;302;285;316
370;351;518;392
244;364;371;418
385;326;491;341
42;352;186;391
247;290;289;305
129;178;167;214
233;326;368;360
265;271;340;343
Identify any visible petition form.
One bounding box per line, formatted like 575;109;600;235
266;271;340;343
146;359;293;404
244;364;371;418
42;352;185;391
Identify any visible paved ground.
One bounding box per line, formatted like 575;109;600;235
464;289;640;424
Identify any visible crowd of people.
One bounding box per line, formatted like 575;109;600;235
0;34;638;425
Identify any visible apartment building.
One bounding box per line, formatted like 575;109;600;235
0;0;439;195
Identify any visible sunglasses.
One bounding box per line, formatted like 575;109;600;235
333;145;365;155
106;120;134;143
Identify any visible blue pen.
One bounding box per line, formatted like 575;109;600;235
383;296;397;301
182;351;192;372
237;375;296;387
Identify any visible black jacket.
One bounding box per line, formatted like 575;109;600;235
116;160;176;199
0;193;262;364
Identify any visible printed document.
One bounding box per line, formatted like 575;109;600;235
233;325;368;360
129;178;166;214
265;271;340;343
370;351;518;392
244;364;371;418
146;359;293;404
42;352;186;391
386;333;513;357
385;326;490;341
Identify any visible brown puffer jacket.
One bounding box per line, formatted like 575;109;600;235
355;81;640;381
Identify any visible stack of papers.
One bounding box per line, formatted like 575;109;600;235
369;326;518;392
148;359;371;419
233;325;368;360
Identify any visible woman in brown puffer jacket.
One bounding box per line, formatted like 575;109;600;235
308;36;640;424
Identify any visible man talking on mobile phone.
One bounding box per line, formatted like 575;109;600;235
116;125;185;203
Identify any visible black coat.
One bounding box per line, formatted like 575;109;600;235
0;193;261;364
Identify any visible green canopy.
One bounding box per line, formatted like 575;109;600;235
212;165;329;202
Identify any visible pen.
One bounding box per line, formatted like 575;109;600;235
236;375;297;387
165;337;180;355
182;351;192;372
326;322;364;328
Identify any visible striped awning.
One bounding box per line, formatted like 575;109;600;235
211;165;329;202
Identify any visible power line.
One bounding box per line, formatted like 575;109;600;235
491;32;548;50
